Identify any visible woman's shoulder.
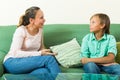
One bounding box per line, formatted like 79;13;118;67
16;26;25;31
14;26;26;37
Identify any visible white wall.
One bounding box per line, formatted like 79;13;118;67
0;0;120;25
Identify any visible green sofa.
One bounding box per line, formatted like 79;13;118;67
0;24;120;79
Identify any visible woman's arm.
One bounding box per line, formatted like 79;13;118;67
10;27;41;58
40;35;46;50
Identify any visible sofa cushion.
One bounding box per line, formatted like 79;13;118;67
0;25;16;54
43;24;89;48
0;25;16;76
0;51;6;76
50;38;81;68
115;42;120;63
60;66;84;73
44;24;120;48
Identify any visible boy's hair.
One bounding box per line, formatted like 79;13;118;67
90;13;110;34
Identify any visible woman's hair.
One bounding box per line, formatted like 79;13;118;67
17;6;40;27
90;13;110;34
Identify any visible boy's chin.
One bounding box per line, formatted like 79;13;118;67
90;30;93;32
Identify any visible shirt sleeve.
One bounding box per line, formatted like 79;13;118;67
107;35;117;56
80;34;90;58
9;27;41;58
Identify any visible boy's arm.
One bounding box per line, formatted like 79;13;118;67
81;53;115;64
81;35;117;64
80;34;90;58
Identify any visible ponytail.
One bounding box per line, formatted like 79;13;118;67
17;14;30;27
17;14;25;27
17;6;40;27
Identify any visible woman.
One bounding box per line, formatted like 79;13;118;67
3;6;61;76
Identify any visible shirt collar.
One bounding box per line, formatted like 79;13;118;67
91;33;107;41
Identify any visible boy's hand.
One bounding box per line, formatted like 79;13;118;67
81;57;90;64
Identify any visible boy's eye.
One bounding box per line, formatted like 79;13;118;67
91;21;95;24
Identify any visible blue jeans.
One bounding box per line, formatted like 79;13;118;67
4;55;61;74
83;62;120;75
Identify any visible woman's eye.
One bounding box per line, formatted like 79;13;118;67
40;16;44;19
92;21;95;23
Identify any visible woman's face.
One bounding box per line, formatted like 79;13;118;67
90;16;104;33
33;10;45;28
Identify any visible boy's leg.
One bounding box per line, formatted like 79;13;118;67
102;64;120;75
83;62;101;74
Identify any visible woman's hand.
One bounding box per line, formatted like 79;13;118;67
41;49;57;56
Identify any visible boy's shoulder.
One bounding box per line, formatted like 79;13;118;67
84;33;115;38
84;33;93;38
106;34;116;40
83;33;93;40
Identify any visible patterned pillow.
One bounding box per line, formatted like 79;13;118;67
50;38;81;68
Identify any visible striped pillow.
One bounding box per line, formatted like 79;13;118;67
50;38;81;68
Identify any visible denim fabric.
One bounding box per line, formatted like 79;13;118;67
83;62;120;76
3;55;61;74
83;62;101;74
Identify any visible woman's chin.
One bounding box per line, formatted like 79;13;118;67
41;24;44;27
38;24;44;28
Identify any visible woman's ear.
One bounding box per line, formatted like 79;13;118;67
29;18;34;24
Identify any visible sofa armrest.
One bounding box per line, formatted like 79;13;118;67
115;42;120;64
0;51;6;77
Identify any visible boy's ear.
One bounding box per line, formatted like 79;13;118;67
101;24;105;29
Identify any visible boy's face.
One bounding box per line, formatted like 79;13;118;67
90;16;104;33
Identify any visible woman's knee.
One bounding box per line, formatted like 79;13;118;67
30;68;49;75
45;55;56;61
